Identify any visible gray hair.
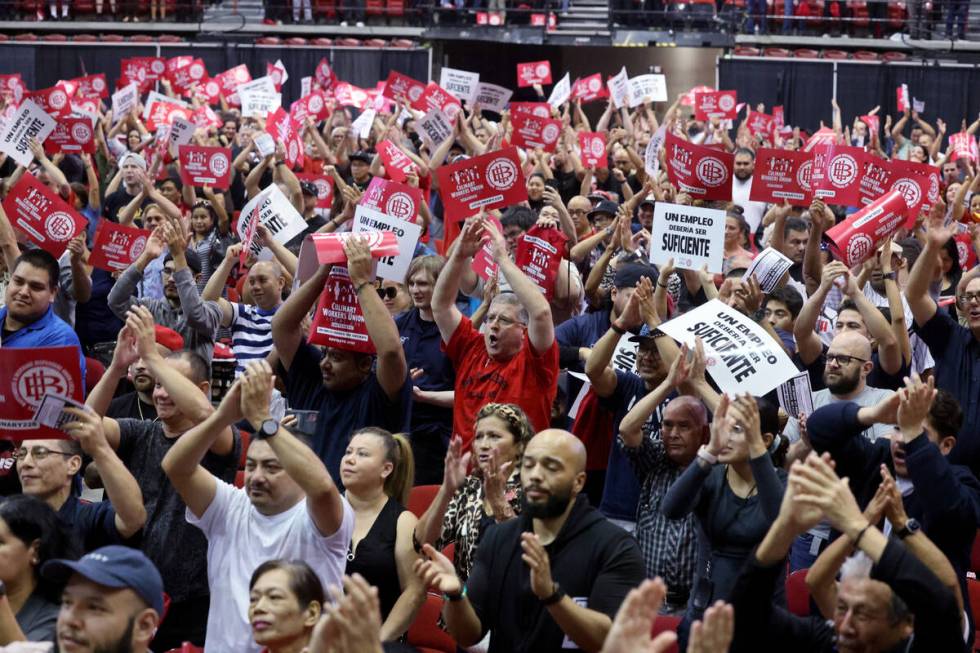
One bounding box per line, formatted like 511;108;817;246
839;551;910;626
489;292;529;325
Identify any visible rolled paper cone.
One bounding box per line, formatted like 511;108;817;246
824;190;907;268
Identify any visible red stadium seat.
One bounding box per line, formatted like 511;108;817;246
406;593;456;653
786;568;811;616
764;47;792;57
101;34;125;42
336;38;363;46
158;34;183;43
882;50;908;62
73;34;97;42
312;37;334;46
733;46;761;56
256;36;281;45
84;357;106;396
391;38;416;47
314;0;337;19
794;48;820;58
823;49;850;59
650;615;681;653
285;37;309;46
853;50;879;60
13;33;38;42
365;38;388;47
387;0;405;16
408;485;440;518
42;33;67;42
968;578;980;647
969;530;980;573
130;35;155;42
0;35;8;42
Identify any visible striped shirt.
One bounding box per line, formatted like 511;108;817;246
230;303;279;377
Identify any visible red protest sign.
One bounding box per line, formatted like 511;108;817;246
2;173;86;258
267;61;287;90
416;82;462;122
470;214;503;280
310;230;399;265
955;232;979;269
825;190;907;267
215;64;251;104
360;177;423;223
510;102;552;119
178;145;232;189
889;159;940;225
266;108;304;169
43;117;96;155
950;132;978;163
334;82;370;109
119;58;152;92
145;101;191;133
772;106;785;129
296;172;335;209
896;84;910;112
857;155;893;206
749;148;812;206
377;139;416;184
578;132;607;168
314;58;337;91
0;74;25;105
517;61;552;87
290;91;329;124
663;132;734;202
511;112;562;152
859;114;880;137
87;221;151;272
436;146;528;222
383;71;427;105
745;111;774;139
308;266;375;354
514;226;568;301
571;74;608;103
694;90;737;121
803;127;838;152
809;144;867;207
26;85;72;119
191;104;223;131
72;74;108;100
195;78;222;106
168;58;208;96
0;346;83;440
239;201;261;266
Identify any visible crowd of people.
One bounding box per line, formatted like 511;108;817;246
0;51;979;653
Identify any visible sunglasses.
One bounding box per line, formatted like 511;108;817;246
377;287;398;300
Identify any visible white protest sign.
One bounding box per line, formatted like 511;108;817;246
439;67;480;105
142;91;187;121
658;299;799;396
611;331;639;373
352;108;376;139
239;88;281;118
606;67;629;109
628;74;668;107
236;185;307;257
111;83;138;123
416;107;454;147
776;371;814;420
301;76;312;97
273;59;290;84
474;82;512;113
0;100;56;167
547;73;571;109
237;75;278;97
167;116;196;151
253;132;276;158
744;247;794;293
912;97;925;113
649;202;725;274
645;125;666;177
353;204;423;282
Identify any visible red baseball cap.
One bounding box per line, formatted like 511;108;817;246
154;325;185;353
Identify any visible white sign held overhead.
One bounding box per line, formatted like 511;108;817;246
352;109;376;139
439;67;480;105
253;132;276;158
353;204;423;282
606;67;629;109
239;88;282;118
236;75;278;97
111;83;139;123
658;299;799;396
645;125;666;178
743;247;794;293
236;184;307;258
167;117;196;151
474;82;513;113
416;107;454;146
547;73;571;109
649;202;725;274
777;371;815;420
628;74;668;106
0;99;56;167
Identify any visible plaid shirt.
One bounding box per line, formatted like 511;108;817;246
621;431;698;600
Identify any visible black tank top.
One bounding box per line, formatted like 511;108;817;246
345;496;405;620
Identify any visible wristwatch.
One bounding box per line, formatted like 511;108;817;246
881;271;898;281
895;518;920;540
542;582;565;606
253;418;280;440
696;445;718;466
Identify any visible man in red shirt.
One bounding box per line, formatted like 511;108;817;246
432;215;559;451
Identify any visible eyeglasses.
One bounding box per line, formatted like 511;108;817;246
485;313;525;328
826;353;868;367
377;287;398;301
13;446;75;462
957;292;980;306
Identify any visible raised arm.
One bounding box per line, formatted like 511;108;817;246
272;262;330;370
840;270;900;374
413;436;470;549
106;227;166;319
0;203;23;274
905;204;955;327
794;261;845;365
431;219;484;343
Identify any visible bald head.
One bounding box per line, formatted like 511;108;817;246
830;330;872;361
665;396;708;427
529;429;587;474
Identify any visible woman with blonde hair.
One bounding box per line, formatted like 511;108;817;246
341;427;424;642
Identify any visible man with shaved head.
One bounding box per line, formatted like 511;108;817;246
414;428;645;653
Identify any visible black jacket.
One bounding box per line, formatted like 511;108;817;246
466;494;644;653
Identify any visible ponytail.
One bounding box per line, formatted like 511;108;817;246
385;434;415;507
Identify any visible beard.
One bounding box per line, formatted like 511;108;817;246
62;615;135;653
522;485;573;519
824;368;861;395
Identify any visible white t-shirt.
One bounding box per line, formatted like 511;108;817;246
187;479;354;653
731;176;768;234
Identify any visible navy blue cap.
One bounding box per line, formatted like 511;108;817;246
41;546;164;615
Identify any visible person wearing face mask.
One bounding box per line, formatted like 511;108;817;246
414;429;644;653
341;428;424;641
413;404;533;585
807;375;980;647
661;393;787;646
396;255;455;485
249;560;324;653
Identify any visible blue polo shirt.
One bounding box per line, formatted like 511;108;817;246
0;305;86;385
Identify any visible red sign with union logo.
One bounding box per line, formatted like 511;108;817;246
436;146;528;222
215;64;251;105
809;144;867;207
825;190;907;267
71;74;108;100
0;346;83;440
178;145;232;190
694;90;737;121
749;148;812;206
511;112;562;152
87;221;151;272
26;84;72;119
517;61;552;87
265;108;304;169
857;155;893;207
296;172;335;210
510;102;552;119
289;91;329;124
359;177;423;223
43;117;96;155
377;139;417;184
308;266;376;354
514;226;568;301
571;74;608;104
382;71;427;105
888;159;940;226
578;132;607;168
663;132;734;202
414;82;462;122
2;173;87;258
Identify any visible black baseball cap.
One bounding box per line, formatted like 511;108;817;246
588;199;619;222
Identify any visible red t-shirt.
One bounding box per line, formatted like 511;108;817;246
444;315;559;451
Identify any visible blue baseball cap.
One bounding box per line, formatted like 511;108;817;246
41;546;164;615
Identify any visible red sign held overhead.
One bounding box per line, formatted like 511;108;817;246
436;146;528;222
803;127;838;152
377;139;417;184
750;148;812;206
514;226;568;301
296;172;334;210
290;91;329;124
314;58;337;91
383;71;427;105
694;90;738;121
265;108;304;169
308;266;375;354
571;74;609;103
26;85;72;119
825;190;907;267
214;64;252;105
167;58;208;97
663;132;734;202
359;177;423;223
0;346;84;440
888;159;940;226
88;221;151;272
44;118;95;155
745;111;775;139
178;145;232;190
510;102;552;119
578;132;607;168
510;112;563;152
857;156;893;206
310;230;399;265
0;74;25;105
950;132;978;163
517;61;552;87
415;82;462;122
71;74;108;100
809;144;868;207
2;173;87;258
